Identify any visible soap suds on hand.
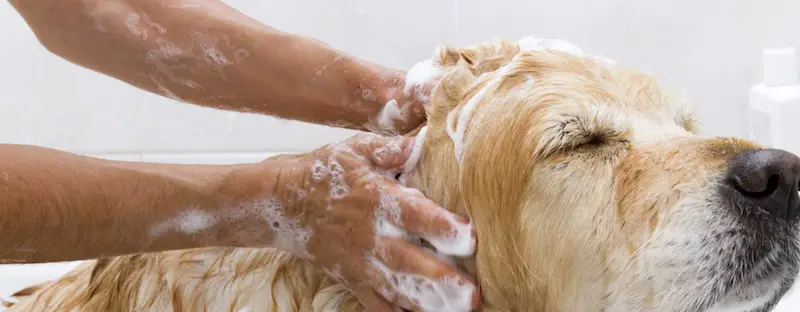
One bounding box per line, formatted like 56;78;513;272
373;136;404;165
150;209;218;237
404;58;445;105
366;99;406;135
369;257;476;312
310;155;351;201
177;210;217;234
366;53;444;135
424;218;476;257
255;198;313;259
372;183;476;257
374;190;407;239
327;158;349;200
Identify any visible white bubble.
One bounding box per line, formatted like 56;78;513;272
370;258;475;312
425;218;475;257
328;159;349;200
404;59;444;98
257;198;313;258
373;189;406;241
124;13;149;40
374;99;406;134
177;210;217;234
399;126;428;185
202;45;230;67
311;159;330;182
150;209;218;237
362;89;378;101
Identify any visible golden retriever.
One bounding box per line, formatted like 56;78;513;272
5;36;800;312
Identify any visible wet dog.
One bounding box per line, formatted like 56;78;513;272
5;36;800;312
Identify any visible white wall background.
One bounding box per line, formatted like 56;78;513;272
1;0;799;310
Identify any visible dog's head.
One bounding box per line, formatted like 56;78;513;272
403;37;800;311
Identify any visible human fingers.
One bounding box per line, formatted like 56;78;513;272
350;134;415;170
371;237;481;311
332;256;399;310
376;184;476;257
394;101;427;135
351;284;395;312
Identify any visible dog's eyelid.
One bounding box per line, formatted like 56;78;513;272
558;120;629;153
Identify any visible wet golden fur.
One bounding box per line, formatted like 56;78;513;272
3;38;769;311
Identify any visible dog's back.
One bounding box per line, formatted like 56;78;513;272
4;247;363;311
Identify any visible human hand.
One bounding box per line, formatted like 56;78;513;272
365;67;438;136
257;133;480;311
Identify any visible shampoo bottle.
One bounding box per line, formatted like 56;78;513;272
749;47;800;154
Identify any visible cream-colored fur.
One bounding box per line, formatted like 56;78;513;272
4;38;797;312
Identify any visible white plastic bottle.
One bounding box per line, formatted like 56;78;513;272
749;47;800;154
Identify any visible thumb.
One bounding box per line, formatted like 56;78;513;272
355;135;415;170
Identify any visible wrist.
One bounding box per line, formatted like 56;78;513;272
351;65;408;133
209;157;301;248
334;56;405;130
79;161;251;253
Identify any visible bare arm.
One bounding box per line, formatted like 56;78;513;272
0;138;480;311
8;0;422;134
0;144;263;263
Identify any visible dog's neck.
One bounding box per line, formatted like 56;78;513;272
401;121;532;310
400;121;612;311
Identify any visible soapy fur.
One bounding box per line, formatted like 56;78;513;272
7;36;799;312
399;126;428;185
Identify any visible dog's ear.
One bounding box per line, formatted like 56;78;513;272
437;40;520;77
426;39;520;123
426;62;476;123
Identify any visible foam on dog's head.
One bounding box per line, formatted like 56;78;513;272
400;36;784;311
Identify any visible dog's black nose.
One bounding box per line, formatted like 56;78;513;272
727;149;800;221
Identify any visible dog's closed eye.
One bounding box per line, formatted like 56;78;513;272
534;108;629;159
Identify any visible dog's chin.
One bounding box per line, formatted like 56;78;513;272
675;258;795;312
708;236;800;311
709;274;786;312
652;196;800;312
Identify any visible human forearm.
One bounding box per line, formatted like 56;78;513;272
0;144;265;263
9;0;401;130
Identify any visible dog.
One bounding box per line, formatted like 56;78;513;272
4;36;800;312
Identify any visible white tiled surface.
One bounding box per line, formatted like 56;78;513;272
2;0;800;310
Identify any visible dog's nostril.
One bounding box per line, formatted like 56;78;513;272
733;173;781;199
727;148;800;221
